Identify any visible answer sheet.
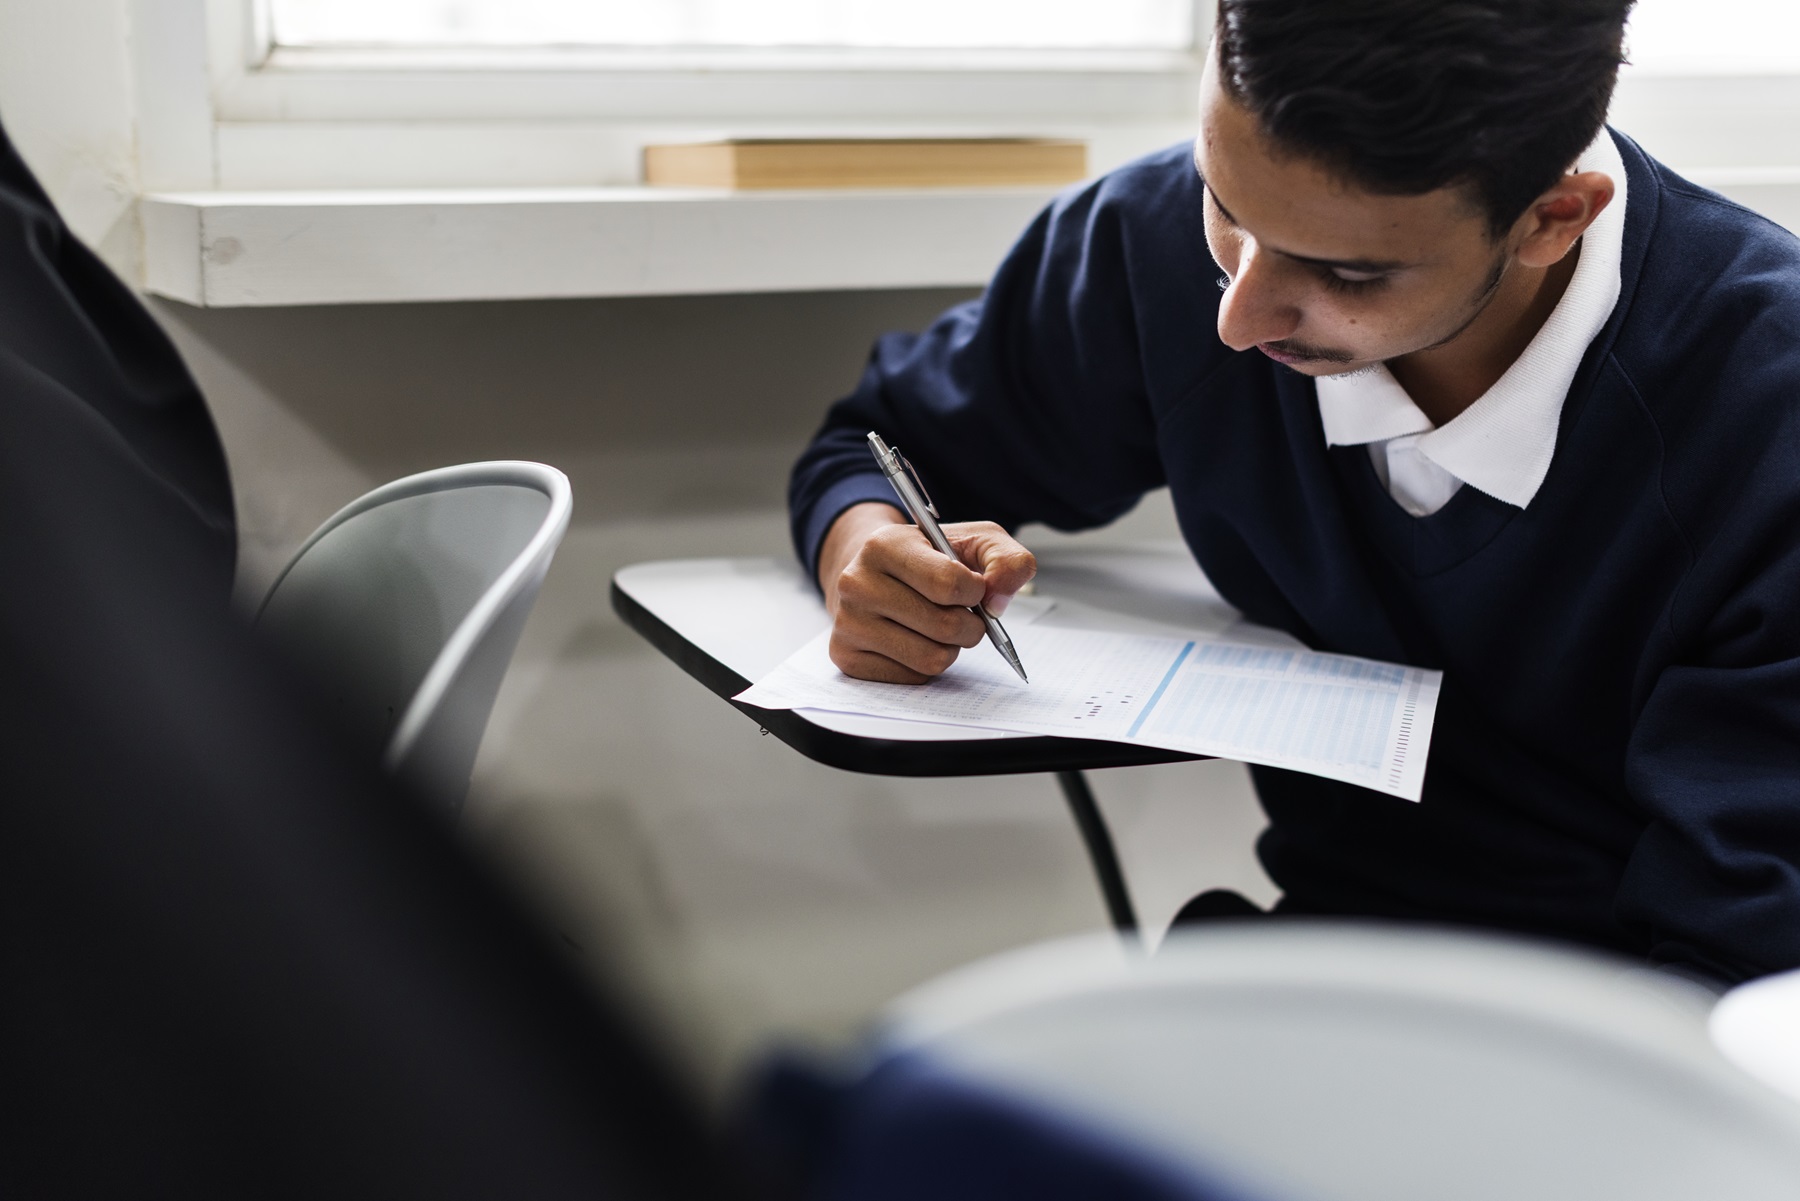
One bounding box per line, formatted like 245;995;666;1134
735;602;1441;801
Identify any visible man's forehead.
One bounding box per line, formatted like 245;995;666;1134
1193;39;1494;256
1191;107;1486;268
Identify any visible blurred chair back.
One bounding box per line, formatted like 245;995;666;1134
1712;966;1800;1105
258;461;571;811
833;924;1800;1201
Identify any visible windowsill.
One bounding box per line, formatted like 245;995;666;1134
138;183;1069;307
137;166;1800;309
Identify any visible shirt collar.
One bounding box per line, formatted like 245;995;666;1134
1314;128;1628;509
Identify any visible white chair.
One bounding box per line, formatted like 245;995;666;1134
853;923;1800;1201
257;461;571;812
1711;967;1800;1104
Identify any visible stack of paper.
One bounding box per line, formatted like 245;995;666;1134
736;600;1441;801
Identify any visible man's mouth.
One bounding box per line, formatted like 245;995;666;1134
1257;342;1353;367
1257;343;1315;366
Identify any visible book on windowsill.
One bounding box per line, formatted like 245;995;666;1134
641;138;1088;190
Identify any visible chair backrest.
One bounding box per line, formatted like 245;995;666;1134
257;461;571;811
867;924;1800;1201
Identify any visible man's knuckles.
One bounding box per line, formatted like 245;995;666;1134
929;609;985;648
909;640;961;676
911;558;986;607
833;646;928;685
832;564;882;609
833;639;955;682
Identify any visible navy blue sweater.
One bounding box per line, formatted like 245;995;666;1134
790;130;1800;984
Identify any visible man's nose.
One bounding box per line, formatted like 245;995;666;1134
1216;245;1302;351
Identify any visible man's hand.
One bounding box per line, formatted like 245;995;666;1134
818;502;1037;684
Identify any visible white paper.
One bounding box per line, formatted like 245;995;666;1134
736;601;1441;801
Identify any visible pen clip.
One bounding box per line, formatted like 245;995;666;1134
891;447;941;520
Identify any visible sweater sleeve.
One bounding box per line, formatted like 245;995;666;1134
1617;463;1800;983
788;163;1186;583
1620;661;1800;983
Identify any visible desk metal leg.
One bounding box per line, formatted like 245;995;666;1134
1055;770;1138;936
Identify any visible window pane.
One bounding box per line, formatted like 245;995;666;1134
269;0;1196;51
1627;0;1800;73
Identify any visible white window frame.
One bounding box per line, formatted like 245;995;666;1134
134;0;1215;193
129;0;1800;306
217;2;1205;121
148;2;1800;187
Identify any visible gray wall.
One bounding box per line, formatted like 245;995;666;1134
153;290;1275;1099
153;289;962;594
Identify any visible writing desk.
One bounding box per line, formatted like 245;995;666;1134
611;543;1224;934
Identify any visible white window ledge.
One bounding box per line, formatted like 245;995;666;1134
139;184;1068;307
137;169;1800;309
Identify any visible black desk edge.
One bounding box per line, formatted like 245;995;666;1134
610;576;1203;780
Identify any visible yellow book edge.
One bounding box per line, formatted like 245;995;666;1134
643;138;1089;190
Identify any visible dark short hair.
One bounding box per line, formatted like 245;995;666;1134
1214;0;1635;237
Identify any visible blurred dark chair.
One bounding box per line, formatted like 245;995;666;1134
1;351;737;1201
0;112;728;1200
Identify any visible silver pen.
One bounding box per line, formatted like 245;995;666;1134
867;431;1029;683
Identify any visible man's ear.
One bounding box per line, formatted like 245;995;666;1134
1514;171;1615;269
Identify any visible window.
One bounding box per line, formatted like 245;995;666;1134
269;0;1195;52
172;0;1800;196
136;0;1800;305
1627;0;1800;74
1608;0;1800;173
215;0;1209;133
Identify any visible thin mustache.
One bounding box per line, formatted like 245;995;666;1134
1262;340;1356;364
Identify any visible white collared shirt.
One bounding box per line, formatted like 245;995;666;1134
1314;131;1627;517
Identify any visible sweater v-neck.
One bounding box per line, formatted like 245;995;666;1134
1299;128;1657;580
1327;437;1521;576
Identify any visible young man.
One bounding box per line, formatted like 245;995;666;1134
789;0;1800;984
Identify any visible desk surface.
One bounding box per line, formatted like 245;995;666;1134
612;543;1230;778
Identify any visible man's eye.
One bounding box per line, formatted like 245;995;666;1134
1321;268;1388;295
